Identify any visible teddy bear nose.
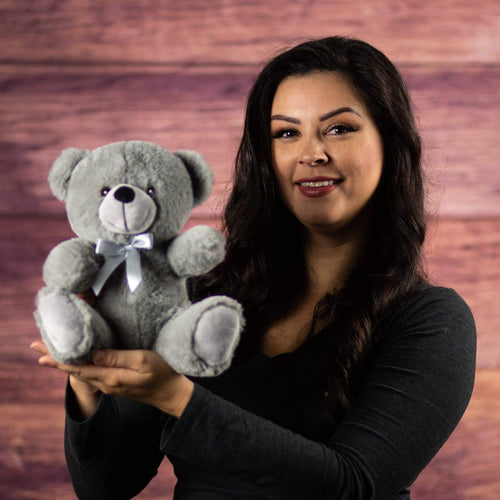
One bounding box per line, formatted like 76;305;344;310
114;186;135;203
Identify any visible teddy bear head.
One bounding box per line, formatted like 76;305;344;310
48;141;214;245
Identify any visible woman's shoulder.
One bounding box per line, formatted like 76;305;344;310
375;283;476;415
408;282;470;313
397;282;472;315
383;282;476;341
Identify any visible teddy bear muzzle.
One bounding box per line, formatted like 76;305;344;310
98;183;157;234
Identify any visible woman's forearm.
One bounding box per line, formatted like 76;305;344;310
149;375;194;418
68;375;100;420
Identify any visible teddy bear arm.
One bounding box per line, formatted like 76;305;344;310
167;226;226;277
43;238;102;293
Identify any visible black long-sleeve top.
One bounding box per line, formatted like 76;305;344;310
64;285;476;499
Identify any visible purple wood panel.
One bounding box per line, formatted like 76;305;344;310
0;0;498;498
425;217;500;369
1;215;497;369
1;65;499;218
0;214;498;499
412;369;500;500
405;65;500;217
2;370;496;499
1;0;499;64
0;66;250;218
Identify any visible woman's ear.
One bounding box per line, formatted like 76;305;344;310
48;148;90;201
175;149;214;206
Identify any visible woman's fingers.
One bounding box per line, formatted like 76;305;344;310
29;342;192;415
92;349;153;372
30;341;93;375
29;343;185;410
56;350;160;392
38;355;60;368
30;340;49;355
30;341;61;368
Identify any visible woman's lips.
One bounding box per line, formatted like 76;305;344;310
295;177;343;198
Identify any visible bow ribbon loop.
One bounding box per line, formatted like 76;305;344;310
92;233;154;296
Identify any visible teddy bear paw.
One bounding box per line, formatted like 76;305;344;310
193;305;241;366
37;294;87;355
35;293;94;363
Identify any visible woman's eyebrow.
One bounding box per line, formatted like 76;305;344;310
270;114;301;124
270;107;362;124
320;107;362;121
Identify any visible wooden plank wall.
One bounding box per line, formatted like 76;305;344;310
1;1;499;498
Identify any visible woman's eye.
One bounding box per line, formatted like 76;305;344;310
272;128;298;139
101;187;110;196
327;124;355;135
147;187;156;196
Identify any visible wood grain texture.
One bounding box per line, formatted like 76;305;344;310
406;65;500;217
0;211;497;498
0;215;498;366
0;399;176;500
0;66;249;218
1;0;499;65
411;369;500;500
1;359;496;500
425;217;500;368
1;1;498;497
1;64;499;218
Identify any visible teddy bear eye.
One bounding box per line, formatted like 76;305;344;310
147;187;156;196
101;187;110;196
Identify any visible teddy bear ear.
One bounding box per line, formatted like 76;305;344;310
48;148;90;201
175;150;214;206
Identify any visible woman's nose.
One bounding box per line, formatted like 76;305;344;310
299;139;329;166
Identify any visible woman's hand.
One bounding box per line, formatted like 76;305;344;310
30;340;194;418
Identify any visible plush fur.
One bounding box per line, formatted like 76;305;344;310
34;141;243;377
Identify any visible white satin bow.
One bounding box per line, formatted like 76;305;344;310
91;233;154;295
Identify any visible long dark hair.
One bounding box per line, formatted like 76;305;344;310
196;36;426;421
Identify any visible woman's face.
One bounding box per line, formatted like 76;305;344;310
270;71;384;240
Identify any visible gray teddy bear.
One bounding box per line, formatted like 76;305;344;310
34;141;243;377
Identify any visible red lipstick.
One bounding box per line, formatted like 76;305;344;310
295;176;342;198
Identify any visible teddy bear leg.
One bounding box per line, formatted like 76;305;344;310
154;296;243;377
34;289;114;365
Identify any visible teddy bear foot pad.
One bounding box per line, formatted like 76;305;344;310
193;305;241;365
35;292;114;364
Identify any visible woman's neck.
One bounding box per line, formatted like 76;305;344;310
261;229;364;358
303;228;364;297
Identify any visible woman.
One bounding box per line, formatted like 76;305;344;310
32;36;476;499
